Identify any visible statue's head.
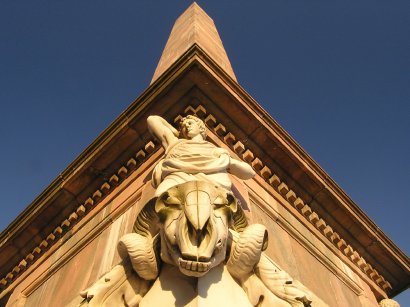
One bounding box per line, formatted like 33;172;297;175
179;115;206;140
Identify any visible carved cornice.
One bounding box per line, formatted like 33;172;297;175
0;140;157;293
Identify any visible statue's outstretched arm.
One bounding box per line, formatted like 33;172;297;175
147;115;179;149
229;158;256;180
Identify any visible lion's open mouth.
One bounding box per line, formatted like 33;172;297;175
178;258;211;273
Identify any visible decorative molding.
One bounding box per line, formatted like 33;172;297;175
0;140;158;292
179;104;392;293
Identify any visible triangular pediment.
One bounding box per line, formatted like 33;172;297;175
0;3;408;304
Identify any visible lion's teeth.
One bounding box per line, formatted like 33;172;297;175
191;261;198;271
179;258;212;272
179;259;186;268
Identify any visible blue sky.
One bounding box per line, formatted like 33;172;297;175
1;1;408;304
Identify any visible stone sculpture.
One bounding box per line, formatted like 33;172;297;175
147;115;256;196
80;115;314;307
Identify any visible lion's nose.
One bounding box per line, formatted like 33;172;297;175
184;189;211;231
184;218;210;253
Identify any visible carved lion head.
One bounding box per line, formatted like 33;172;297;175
155;180;238;277
118;180;248;279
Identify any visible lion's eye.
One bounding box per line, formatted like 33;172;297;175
160;192;169;203
157;192;181;211
227;194;235;204
156;192;181;211
164;196;181;206
213;195;227;207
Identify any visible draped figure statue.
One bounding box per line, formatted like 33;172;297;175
147;115;255;196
